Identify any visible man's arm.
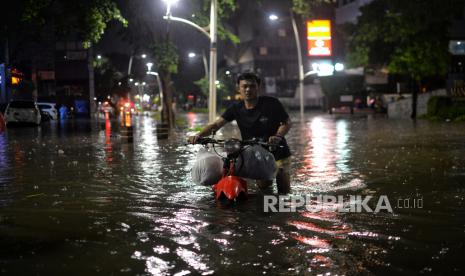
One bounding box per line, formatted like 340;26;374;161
269;117;292;144
188;117;228;144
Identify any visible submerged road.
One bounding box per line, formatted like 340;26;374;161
0;112;464;275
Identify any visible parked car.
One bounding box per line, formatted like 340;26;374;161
4;101;42;126
37;102;58;120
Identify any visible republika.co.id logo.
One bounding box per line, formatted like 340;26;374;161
263;194;423;213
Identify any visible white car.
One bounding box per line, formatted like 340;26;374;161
37;102;58;120
5;101;42;125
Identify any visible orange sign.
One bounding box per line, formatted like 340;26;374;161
307;20;332;56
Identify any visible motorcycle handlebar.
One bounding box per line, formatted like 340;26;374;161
193;137;282;148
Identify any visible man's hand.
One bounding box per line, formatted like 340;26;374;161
268;135;283;145
187;134;201;144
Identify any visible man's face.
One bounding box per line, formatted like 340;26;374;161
238;79;259;101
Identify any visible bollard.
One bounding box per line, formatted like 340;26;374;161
0;112;5;133
120;125;134;142
156;123;169;140
120;111;134;142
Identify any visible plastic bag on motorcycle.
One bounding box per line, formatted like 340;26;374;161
235;145;276;180
191;148;223;186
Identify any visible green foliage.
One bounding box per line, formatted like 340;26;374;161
426;96;465;121
193;69;236;100
151;41;179;74
192;0;240;44
345;0;464;81
93;56;123;96
292;0;336;16
15;0;127;48
194;77;209;98
427;96;451;117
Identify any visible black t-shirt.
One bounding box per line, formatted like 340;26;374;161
221;96;291;160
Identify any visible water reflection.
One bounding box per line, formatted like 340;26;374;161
105;118;113;164
294;116;358;192
1;113;464;275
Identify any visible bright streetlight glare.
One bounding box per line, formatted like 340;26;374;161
97;55;102;59
225;70;230;75
162;0;179;4
129;78;134;82
141;54;147;59
335;63;344;72
146;62;154;71
135;82;139;86
188;52;196;58
142;82;146;86
269;14;279;21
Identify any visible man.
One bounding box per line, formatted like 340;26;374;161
188;72;292;194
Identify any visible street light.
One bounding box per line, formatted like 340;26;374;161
269;11;305;119
163;0;218;123
163;0;179;16
146;63;164;107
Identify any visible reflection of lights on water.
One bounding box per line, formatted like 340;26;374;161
187;112;197;129
336;120;350;173
309;117;336;182
292;235;331;248
0;135;8;169
139;117;159;175
298;117;353;187
288;220;350;235
105;118;113;164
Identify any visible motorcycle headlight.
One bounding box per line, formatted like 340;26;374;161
224;139;241;154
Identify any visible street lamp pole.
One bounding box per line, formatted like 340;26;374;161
290;9;305;120
202;50;209;78
269;10;305;120
208;0;218;123
147;71;164;105
163;0;217;123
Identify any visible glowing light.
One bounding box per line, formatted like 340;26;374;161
188;52;196;58
335;63;344;71
307;20;332;56
269;14;279;21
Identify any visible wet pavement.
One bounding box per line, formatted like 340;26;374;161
0;112;464;275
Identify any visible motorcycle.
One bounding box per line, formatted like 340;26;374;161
193;137;280;202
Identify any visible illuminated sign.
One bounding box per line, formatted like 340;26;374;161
11;68;24;85
307;20;332;56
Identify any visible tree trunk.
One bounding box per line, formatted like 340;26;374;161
410;77;419;119
161;73;174;129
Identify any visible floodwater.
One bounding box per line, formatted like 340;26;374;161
0;112;464;275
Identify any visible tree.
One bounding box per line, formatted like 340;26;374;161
22;0;127;48
344;0;464;118
94;56;125;99
151;41;179;128
1;0;127;103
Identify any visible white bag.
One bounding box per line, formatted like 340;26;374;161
191;148;223;186
235;145;276;180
